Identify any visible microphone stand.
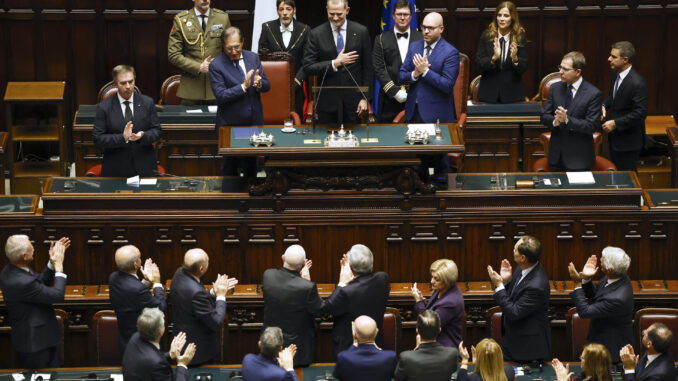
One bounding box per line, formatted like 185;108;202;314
307;64;329;144
342;63;377;143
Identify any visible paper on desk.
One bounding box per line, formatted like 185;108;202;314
12;374;25;381
566;171;595;184
140;178;157;185
407;123;436;136
126;175;140;186
30;374;50;381
185;109;203;113
208;105;218;113
110;374;124;381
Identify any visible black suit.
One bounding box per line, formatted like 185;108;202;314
169;268;226;365
476;30;528;103
93;93;162;177
541;80;602;171
603;67;648;171
0;263;66;368
109;271;167;355
122;332;190;381
373;28;422;122
324;272;390;358
457;365;515;381
303;20;372;124
623;352;676;381
394;341;458;381
258;19;311;117
570;275;634;363
262;267;325;367
493;262;551;362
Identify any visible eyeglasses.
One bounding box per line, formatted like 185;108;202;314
558;65;575;72
421;25;440;32
225;44;242;52
394;13;411;18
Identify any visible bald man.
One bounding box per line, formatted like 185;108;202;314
262;245;326;367
109;245;167;355
333;315;397;381
170;248;238;365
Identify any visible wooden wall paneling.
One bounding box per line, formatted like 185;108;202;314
7;10;37;80
571;7;606;94
103;12;133;91
41;12;70;81
519;8;541;98
130;10;160;102
71;12;98;107
522;121;548;172
539;7;569;80
0;9;7;138
661;6;678;116
646;219;677;282
634;10;663;116
462;123;520;172
450;6;484;86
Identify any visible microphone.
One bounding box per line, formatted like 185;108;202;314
341;62;371;126
312;63;331;130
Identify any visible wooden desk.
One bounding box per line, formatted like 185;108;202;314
645;115;677;136
666;127;678;187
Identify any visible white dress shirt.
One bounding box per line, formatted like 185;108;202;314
280;21;294;48
394;27;411;63
331;21;347;71
498;31;510;64
118;93;134;117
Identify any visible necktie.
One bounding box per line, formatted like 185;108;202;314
234;60;245;81
396;32;408;39
424;45;431;58
336;29;344;54
123;100;132;122
200;15;207;31
499;37;505;69
613;75;620;99
564;85;573;109
510;272;522;296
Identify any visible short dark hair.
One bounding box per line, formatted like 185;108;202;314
563;51;586;71
393;0;412;14
276;0;295;8
517;235;542;263
112;65;135;82
611;41;635;63
417;310;440;340
648;323;673;354
260;327;284;359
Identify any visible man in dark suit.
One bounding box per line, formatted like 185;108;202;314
324;244;390;358
569;246;634;364
170;248;238;365
258;0;310;117
398;12;459;178
373;0;422;122
602;41;648;171
262;244;325;367
210;26;270;177
620;323;675;381
241;327;300;381
93;65;162;177
394;310;458;381
302;0;372;124
541;51;602;171
0;235;70;369
488;235;551;363
333;315;398;381
109;245;167;355
122;307;196;381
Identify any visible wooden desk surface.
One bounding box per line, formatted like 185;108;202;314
645;115;677;135
3;81;65;101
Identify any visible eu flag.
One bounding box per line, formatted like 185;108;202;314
373;0;418;118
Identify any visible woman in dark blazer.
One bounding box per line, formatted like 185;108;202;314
458;338;515;381
410;259;464;347
476;1;528;103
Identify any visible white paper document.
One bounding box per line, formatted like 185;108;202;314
185;109;203;113
406;123;436;136
110;374;124;381
126;175;140;186
140;178;157;185
566;171;595;184
208;105;218;113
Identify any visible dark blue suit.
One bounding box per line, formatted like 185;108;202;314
109;271;167;355
394;341;458;381
398;38;459;123
93;92;162;177
570;275;633;363
622;352;676;381
493;262;551;362
241;353;300;381
209;49;270;176
541;79;602;171
333;344;397;381
0;263;66;368
169;268;226;365
122;332;190;381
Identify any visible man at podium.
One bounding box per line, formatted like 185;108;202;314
303;0;372;124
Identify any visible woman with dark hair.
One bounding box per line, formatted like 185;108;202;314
458;338;515;381
475;1;528;103
552;343;613;381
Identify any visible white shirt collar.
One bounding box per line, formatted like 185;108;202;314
117;92;133;105
570;76;583;92
618;65;632;81
521;262;537;278
194;8;210;18
425;39;439;51
393;27;409;37
333;21;346;32
498;31;510;41
606;277;620;286
646;353;660;366
280;21;294;33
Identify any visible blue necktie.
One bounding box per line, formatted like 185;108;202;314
613;76;620;99
234;60;245;81
336;30;344;53
425;45;432;58
564;85;573;109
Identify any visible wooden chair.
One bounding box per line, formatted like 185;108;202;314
259;51;301;125
532;132;617;171
55;309;68;366
97;82;141;102
486;306;503;343
92;310;121;365
382;307;402;353
159;74;182;105
634;308;678;361
531;72;560;106
567;307;590;360
469;75;481;104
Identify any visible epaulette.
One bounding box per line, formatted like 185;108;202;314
211;8;226;14
175;10;190;18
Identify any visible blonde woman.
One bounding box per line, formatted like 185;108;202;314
552;343;612;381
458;338;515;381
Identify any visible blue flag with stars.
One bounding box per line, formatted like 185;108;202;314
373;0;418;119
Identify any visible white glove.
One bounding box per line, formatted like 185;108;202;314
394;89;407;103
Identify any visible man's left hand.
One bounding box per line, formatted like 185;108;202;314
253;69;262;89
602;120;616;132
356;99;368;115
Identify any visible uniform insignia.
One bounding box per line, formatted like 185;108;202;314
187;21;192;27
182;18;187;23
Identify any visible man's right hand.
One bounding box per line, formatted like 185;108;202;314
177;342;197;367
581;255;599;280
339;254;354;284
333;48;359;67
620;344;638;370
277;344;297;370
123;121;134;141
49;237;70;273
214;274;239;297
243;69;255;90
601;105;607;120
141;258;161;284
499;259;512;283
199;56;213;74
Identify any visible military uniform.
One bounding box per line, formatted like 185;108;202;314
168;8;230;102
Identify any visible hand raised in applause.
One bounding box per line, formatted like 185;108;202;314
213;274;238;298
333;47;359;67
339;254;354;285
199;56;213;74
170;331;187;360
177;342;196;367
491;37;502;63
49;237;71;273
140;258;161;284
277;344;297;370
620;344;638;371
551;358;573;381
487;265;504;289
301;259;312;281
253;69;263;90
411;282;424;303
554;106;568;126
510;41;518;63
412;53;430;78
243;69;255;90
124;121;144;142
580;255;599;280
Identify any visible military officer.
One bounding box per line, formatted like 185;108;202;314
168;0;231;105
